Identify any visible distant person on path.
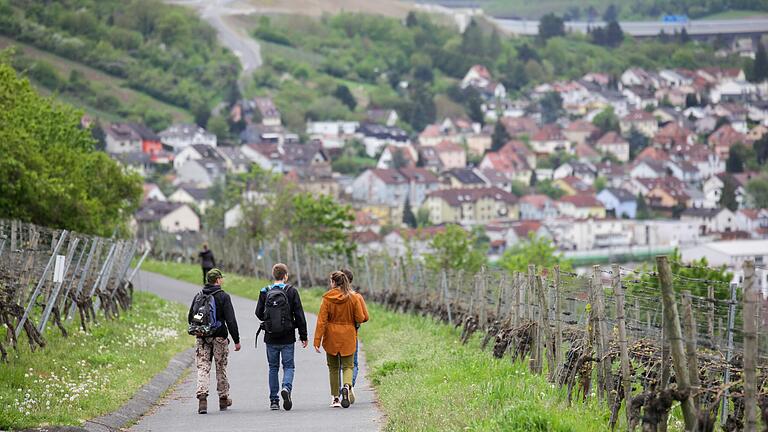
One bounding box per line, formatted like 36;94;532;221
199;243;216;284
314;271;367;408
187;268;241;414
255;263;308;411
340;268;369;397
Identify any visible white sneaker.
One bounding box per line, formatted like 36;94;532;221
330;397;341;408
349;386;356;404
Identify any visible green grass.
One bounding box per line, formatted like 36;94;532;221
0;291;191;430
0;36;192;122
142;259;614;431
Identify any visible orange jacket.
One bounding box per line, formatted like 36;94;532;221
314;288;367;356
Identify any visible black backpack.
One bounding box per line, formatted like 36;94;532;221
263;283;292;335
188;289;223;337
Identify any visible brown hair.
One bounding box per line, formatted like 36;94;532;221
340;268;354;283
330;271;352;297
272;263;289;281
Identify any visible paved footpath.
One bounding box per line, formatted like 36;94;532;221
130;271;382;432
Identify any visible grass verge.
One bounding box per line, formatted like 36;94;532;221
0;291;191;430
142;259;613;431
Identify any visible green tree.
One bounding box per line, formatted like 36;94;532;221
461;19;484;54
540;91;564;124
603;4;618;22
334;84;357;111
391;148;408;169
402;197;417;228
720;175;739;211
636;193;651;219
0;61;141;236
424;224;486;275
415;207;431;227
510;180;528;196
538;13;565;41
499;233;572;274
207;115;229;141
488;29;502;58
753;42;768;82
726;144;748;173
594;176;607;192
754;134;768;165
628;128;649;159
491;121;510;151
592;107;620;133
536;179;565;199
747;178;768;208
290;192;355;256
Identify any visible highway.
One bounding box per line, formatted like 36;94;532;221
494;17;768;37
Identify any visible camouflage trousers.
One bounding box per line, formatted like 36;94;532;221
195;336;230;399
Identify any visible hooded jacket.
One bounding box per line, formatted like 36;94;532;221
199;249;216;268
313;288;367;356
255;283;308;345
187;284;240;343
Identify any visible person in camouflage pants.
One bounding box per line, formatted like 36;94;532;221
188;269;241;414
195;336;230;401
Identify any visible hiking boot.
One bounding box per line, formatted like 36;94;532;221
281;388;292;411
330;396;341;408
197;397;207;414
219;396;232;411
270;400;280;410
349;386;356;405
340;385;351;408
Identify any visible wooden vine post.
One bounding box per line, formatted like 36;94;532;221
553;265;562;379
742;260;758;432
680;291;701;407
656;255;697;431
613;264;632;429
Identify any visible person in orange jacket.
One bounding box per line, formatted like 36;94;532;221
340;268;369;401
313;271;368;408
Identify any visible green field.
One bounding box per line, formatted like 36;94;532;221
0;292;191;430
143;260;614;431
0;36;192;123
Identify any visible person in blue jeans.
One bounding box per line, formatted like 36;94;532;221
340;268;369;393
256;263;308;411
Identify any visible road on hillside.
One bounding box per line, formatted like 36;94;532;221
165;0;262;85
131;270;382;432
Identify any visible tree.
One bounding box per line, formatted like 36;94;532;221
603;4;618;22
516;43;539;62
540;91;564;124
678;28;691;44
538;13;565;41
0;61;141;236
491;121;510;151
636;193;651;219
333;85;357;111
536;179;565;199
405;11;419;28
391;148;408;169
402;197;417;228
747;178;768;208
290;192;355;256
207;115;229;141
499;233;572;274
719;175;739;211
726;144;748;173
461;19;484;54
416;207;431;227
753;42;768;82
754;134;768;165
464;88;485;126
424;224;486;275
592;107;620;133
594;176;607;192
488;29;502;58
628;128;649;159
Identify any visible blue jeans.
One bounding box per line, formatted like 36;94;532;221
352;338;359;387
266;343;295;401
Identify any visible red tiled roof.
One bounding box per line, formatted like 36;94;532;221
511;220;543;238
566;120;600;133
635;146;670;161
531;124;565;142
350;230;380;244
519;194;553;209
596;131;628;146
559;193;603;208
435;140;464;153
427;187;518;206
623;110;655;122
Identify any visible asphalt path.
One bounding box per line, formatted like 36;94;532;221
130;270;381;432
495;17;768;36
165;0;262;83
